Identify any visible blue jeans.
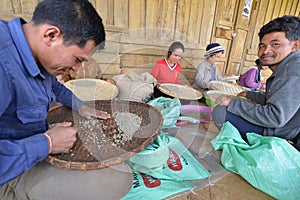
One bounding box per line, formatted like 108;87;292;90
212;105;264;139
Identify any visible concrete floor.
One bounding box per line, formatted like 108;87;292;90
162;118;274;200
168;172;274;200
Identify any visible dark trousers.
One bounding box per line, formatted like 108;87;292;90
212;105;264;140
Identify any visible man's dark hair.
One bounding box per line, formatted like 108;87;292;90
258;15;300;42
32;0;105;48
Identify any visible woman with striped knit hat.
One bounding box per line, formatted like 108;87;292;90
192;43;225;96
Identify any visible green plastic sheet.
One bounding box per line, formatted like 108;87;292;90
148;97;198;129
211;122;300;200
123;132;211;200
127;133;211;181
148;97;182;128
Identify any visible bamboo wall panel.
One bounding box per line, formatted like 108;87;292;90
0;0;14;14
218;0;237;25
296;1;300;15
199;0;217;47
145;0;177;39
128;0;146;37
247;0;268;55
94;0;113;26
174;0;191;41
264;0;274;24
273;0;283;19
20;0;39;14
188;0;203;44
145;0;163;38
114;0;128;27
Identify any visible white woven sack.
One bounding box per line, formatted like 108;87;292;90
113;71;157;103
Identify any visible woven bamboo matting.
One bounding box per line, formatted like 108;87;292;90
205;90;249;107
45;100;163;170
209;81;244;95
205;90;236;108
157;83;202;100
64;79;118;101
206;90;236;101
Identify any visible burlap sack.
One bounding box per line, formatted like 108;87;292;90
113;70;157;103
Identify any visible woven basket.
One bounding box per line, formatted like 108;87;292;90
157;83;202;100
205;90;236;108
45;100;163;170
64;79;118;101
209;81;244;95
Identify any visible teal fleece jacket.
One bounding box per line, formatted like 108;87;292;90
228;50;300;142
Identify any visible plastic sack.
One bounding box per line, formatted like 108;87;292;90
127;133;170;170
148;97;181;128
178;104;213;124
176;105;213;126
123;133;211;200
211;122;300;200
121;170;195;200
127;133;211;181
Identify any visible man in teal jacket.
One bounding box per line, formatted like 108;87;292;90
212;15;300;151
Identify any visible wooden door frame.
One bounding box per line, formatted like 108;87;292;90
214;0;261;76
227;0;261;75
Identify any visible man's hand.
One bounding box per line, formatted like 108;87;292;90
215;95;233;106
79;105;110;119
237;91;247;98
209;82;217;90
45;122;77;154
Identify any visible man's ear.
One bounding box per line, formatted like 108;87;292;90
43;26;61;46
292;40;300;51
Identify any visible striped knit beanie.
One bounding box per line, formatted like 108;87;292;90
204;43;224;57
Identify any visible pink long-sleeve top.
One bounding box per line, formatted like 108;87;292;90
239;67;265;90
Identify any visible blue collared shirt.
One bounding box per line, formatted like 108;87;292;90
0;18;84;184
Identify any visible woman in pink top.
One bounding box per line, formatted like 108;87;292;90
151;41;185;85
239;59;268;90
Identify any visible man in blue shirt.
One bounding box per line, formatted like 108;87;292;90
0;0;110;186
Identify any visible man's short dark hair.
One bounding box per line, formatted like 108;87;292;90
32;0;105;48
258;15;300;42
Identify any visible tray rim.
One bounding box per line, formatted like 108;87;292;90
45;100;163;170
64;78;119;101
157;83;202;100
208;80;245;94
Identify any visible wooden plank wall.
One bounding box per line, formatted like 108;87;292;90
244;0;300;81
93;0;218;84
246;0;300;62
0;0;299;84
